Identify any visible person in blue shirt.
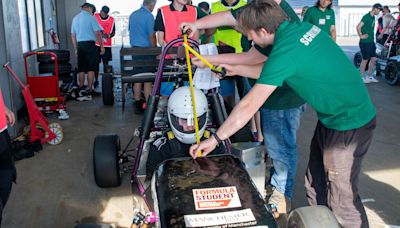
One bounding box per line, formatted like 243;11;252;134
71;3;105;100
129;0;157;114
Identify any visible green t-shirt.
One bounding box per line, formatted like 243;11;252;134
302;6;335;36
360;12;375;43
231;0;305;109
257;21;376;130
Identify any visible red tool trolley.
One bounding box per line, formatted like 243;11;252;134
23;51;67;116
3;62;64;145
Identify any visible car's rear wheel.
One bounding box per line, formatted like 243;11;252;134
384;61;400;85
102;73;114;106
93;134;121;187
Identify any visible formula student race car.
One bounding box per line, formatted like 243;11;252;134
82;37;339;228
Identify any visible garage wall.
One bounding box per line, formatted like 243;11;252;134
0;0;65;136
1;0;25;136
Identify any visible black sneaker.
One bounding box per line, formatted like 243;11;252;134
135;100;144;114
89;90;101;97
93;80;99;88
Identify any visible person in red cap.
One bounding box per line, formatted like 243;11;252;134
0;88;16;225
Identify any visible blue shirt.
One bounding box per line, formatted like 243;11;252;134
129;6;155;47
71;10;103;42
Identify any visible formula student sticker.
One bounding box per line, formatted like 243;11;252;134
193;186;242;210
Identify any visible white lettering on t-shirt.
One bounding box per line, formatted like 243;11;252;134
300;26;321;46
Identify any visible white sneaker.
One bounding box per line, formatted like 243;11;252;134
76;95;92;101
363;77;371;84
58;110;70;120
368;76;379;83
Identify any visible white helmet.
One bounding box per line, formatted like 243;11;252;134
167;86;208;144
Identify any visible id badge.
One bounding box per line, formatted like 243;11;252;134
319;18;326;25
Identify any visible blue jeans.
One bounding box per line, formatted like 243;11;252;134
260;105;305;199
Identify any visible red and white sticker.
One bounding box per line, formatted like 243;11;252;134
193;186;241;210
184;208;256;227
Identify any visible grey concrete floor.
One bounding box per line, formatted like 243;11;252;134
2;56;400;228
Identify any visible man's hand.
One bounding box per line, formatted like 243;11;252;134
5;107;15;126
189;136;218;159
100;46;105;55
180;22;198;38
360;34;369;39
218;64;237;76
192;57;208;68
102;33;110;39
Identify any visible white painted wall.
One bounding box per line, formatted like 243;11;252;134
336;4;399;36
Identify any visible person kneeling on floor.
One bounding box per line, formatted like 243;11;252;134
146;86;225;178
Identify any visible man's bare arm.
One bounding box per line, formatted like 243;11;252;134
193;46;268;70
330;25;337;42
150;32;156;47
71;33;78;55
181;11;237;37
221;63;264;79
189;84;277;158
156;31;166;47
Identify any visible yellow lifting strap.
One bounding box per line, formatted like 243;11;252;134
183;34;202;157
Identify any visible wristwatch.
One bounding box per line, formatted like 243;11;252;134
213;133;223;146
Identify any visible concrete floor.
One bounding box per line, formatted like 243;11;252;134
2;51;400;228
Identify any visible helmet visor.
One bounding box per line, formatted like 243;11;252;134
170;113;207;134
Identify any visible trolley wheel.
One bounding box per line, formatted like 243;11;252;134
93;134;121;187
49;122;62;130
287;205;339;228
45;123;64;145
37;49;70;63
102;73;114;106
384;61;400;85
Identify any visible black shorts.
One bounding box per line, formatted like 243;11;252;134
132;54;156;74
98;46;112;63
77;41;99;73
359;42;376;60
0;130;16;213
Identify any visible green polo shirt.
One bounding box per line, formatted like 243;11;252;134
303;6;335;36
360;12;375;43
231;0;305;109
257;21;376;130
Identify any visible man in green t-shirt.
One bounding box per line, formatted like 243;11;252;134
356;3;382;84
187;0;376;227
303;0;336;41
181;0;305;219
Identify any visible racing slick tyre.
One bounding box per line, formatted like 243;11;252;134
102;73;114;106
37;49;70;63
93;134;121;187
353;51;362;68
39;63;72;75
384;61;400;85
287;205;340;228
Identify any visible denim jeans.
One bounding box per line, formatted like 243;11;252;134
260;105;305;199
